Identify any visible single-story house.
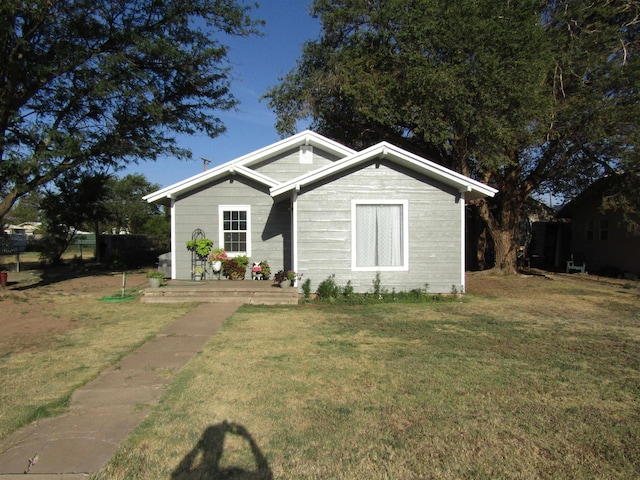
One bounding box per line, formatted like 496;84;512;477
144;131;497;293
556;175;640;278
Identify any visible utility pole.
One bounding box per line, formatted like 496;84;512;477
201;157;211;171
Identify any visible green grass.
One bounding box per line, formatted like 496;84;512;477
94;275;640;479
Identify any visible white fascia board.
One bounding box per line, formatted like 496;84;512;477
233;165;280;188
143;164;279;203
236;130;357;169
271;141;498;200
143;162;234;203
144;130;355;203
379;143;498;199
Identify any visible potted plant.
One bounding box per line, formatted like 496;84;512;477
274;269;297;287
147;270;164;288
186;238;214;259
223;255;249;280
192;265;205;281
208;248;228;276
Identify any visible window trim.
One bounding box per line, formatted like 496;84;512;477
218;205;251;257
351;199;409;272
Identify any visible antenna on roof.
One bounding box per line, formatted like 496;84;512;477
201;157;211;171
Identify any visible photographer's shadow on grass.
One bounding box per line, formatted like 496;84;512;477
172;421;273;480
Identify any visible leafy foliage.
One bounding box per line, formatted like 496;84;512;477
39;171;110;264
266;0;640;269
102;175;161;234
0;0;261;222
223;255;249;279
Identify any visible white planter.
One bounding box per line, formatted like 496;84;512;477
211;261;222;273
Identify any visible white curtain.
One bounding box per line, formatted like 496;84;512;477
356;204;402;267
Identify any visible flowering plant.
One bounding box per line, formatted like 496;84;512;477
208;248;228;263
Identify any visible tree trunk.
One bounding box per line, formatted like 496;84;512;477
0;188;19;225
492;228;518;272
475;194;522;274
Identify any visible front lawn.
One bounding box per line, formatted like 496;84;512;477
95;273;640;479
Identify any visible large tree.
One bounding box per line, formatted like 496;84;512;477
0;0;261;223
103;174;161;235
265;0;639;271
39;171;110;264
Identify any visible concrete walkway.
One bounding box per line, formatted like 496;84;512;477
0;302;241;479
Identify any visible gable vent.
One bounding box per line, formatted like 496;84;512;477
300;145;313;164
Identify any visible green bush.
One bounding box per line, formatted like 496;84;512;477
316;274;340;299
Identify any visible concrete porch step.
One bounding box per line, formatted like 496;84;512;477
141;279;298;305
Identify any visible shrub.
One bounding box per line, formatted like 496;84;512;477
316;274;340;299
302;278;312;299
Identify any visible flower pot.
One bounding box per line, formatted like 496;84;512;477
194;274;203;281
148;277;162;288
211;260;222;273
229;271;245;280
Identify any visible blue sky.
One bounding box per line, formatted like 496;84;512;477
124;1;321;189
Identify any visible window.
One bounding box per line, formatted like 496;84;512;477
219;206;251;255
599;220;609;240
586;220;595;241
352;200;408;271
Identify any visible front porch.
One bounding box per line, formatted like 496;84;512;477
142;278;299;305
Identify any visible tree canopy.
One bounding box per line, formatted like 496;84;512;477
0;0;261;223
103;174;161;235
265;0;639;270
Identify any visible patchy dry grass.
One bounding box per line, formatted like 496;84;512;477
0;272;194;440
95;273;640;479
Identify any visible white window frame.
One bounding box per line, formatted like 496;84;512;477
351;199;409;272
218;205;251;257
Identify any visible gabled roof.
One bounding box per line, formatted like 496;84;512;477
270;141;498;201
143;130;356;204
144;131;497;204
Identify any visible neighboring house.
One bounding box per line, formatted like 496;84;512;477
556;176;640;278
144;131;497;293
2;222;41;251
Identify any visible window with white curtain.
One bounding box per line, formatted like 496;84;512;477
352;200;408;271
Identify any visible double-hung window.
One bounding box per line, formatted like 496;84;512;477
352;200;408;271
219;205;251;256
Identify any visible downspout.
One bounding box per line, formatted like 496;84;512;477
460;190;467;293
292;189;298;287
170;197;177;280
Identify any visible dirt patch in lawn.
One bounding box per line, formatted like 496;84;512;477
0;269;149;356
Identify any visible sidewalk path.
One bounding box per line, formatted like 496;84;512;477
0;302;241;479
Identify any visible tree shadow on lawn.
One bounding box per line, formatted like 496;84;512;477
172;421;273;480
7;263;129;291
